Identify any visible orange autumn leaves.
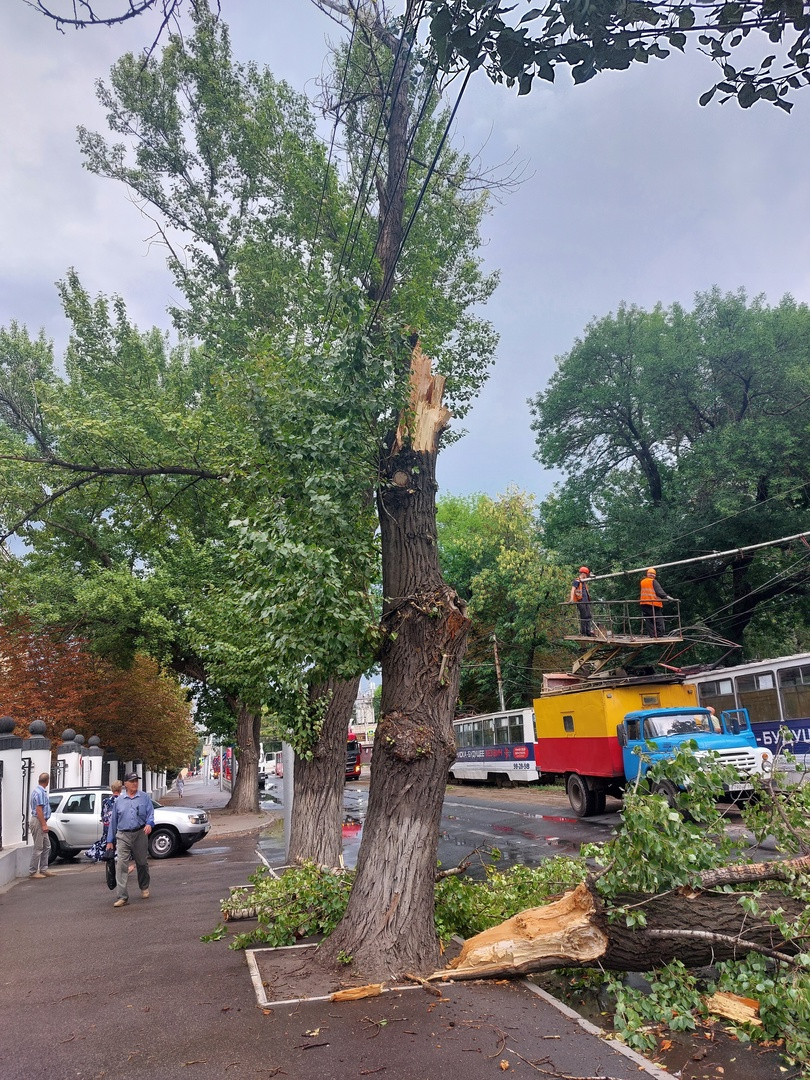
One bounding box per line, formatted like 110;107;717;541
0;619;196;766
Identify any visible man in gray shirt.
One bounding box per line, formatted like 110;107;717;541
106;772;155;908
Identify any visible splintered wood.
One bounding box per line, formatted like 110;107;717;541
393;344;451;454
438;884;609;980
704;991;763;1027
331;983;384;1002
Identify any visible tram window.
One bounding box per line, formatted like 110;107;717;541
779;665;810;720
482;717;495;746
698;678;736;713
509;715;524;743
563;715;574;733
494;715;510;744
471;721;483;747
736;672;778;723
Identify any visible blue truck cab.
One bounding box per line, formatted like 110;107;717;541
617;706;770;791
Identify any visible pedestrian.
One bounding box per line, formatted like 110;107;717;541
639;568;675;637
569;566;594;637
106;771;154;908
176;772;185;798
29;772;55;879
84;780;123;863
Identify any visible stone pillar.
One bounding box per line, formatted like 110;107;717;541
21;720;51;843
82;736;103;787
55;729;83;789
0;717;25;846
103;751;119;787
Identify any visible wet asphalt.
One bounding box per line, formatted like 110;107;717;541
0;779;671;1080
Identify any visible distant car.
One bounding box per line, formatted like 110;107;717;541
46;787;211;862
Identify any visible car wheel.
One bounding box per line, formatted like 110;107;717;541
47;835;60;864
148;826;179;859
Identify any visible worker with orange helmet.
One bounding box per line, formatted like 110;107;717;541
639;568;674;637
569;566;593;637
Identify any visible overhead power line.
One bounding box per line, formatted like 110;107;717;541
588;530;810;582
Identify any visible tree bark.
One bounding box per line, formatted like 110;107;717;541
319;346;469;980
288;674;362;867
224;698;261;813
438;870;808;981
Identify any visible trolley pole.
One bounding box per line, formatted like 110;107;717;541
492;634;506;712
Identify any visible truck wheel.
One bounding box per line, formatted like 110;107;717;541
651;779;679;808
567;773;597;817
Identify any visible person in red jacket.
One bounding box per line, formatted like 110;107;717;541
639;568;674;637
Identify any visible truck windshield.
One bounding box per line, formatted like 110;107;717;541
644;714;716;738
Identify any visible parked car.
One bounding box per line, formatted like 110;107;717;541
46;787;211;862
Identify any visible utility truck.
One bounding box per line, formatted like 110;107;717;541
533;679;772;816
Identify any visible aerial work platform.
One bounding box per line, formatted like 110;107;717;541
564;599;684;675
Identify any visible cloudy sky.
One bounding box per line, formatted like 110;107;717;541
2;2;808;502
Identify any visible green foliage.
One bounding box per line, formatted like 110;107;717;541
587;748;738;910
220;862;355;950
605;962;704;1052
427;0;810;110
712;953;810;1067
434;857;588;941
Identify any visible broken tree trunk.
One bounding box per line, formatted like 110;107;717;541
436;858;810;981
318;343;470;980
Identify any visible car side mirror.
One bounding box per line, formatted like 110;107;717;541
616;725;628;747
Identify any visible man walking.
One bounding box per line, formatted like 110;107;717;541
106;772;154;908
29;772;55;879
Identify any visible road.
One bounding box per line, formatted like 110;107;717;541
260;777;644;872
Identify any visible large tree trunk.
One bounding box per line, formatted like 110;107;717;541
224;698;261;813
438;858;810;981
288;674;362;867
319;346;469;980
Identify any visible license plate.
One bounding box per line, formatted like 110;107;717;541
726;782;751;791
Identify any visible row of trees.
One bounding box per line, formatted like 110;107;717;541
2;1;497;976
10;0;810;988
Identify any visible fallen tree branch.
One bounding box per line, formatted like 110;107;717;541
646;928;797;965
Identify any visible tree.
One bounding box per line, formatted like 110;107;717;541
437;488;570;712
25;0;810;110
530;288;810;654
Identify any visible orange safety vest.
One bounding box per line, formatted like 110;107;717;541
639;576;661;607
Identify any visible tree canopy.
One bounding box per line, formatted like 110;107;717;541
437;488;570;711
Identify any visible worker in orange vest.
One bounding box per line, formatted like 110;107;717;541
569;566;593;637
639;568;674;637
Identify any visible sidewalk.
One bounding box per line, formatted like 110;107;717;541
0;774;672;1080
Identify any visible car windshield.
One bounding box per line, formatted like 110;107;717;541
644;714;716;738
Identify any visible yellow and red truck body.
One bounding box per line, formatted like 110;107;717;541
532;681;698;779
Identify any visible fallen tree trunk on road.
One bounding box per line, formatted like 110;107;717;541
434;857;810;981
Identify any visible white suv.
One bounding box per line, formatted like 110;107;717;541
46;787;210;862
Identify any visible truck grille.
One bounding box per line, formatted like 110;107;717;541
716;748;759;777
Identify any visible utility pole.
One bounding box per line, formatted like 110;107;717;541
492;634;505;712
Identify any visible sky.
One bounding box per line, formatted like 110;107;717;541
2;1;809;504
